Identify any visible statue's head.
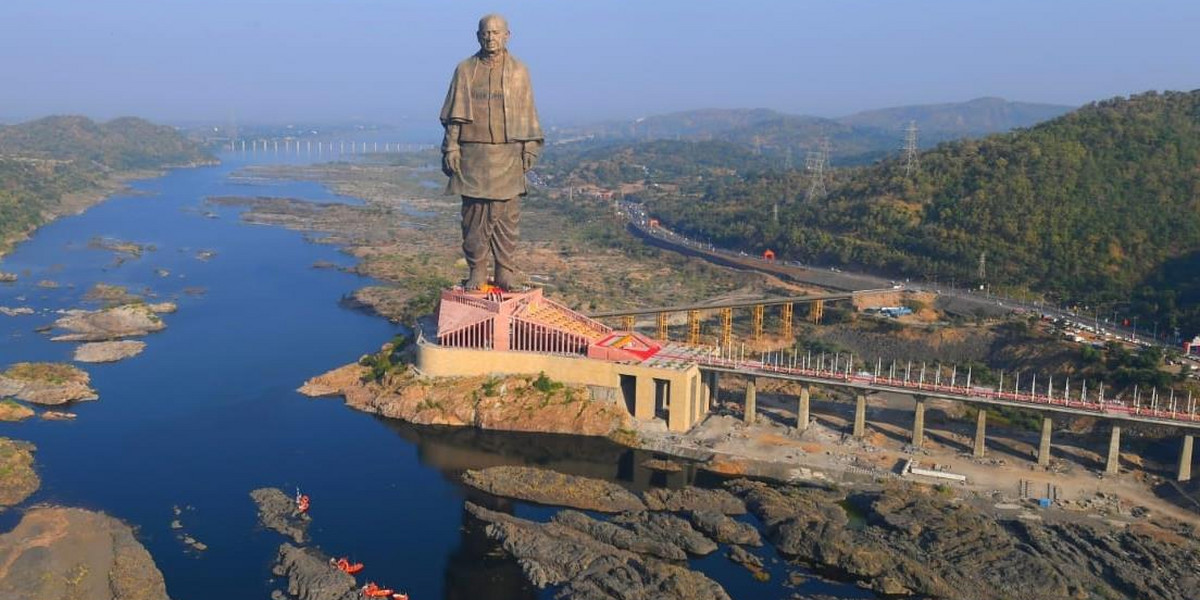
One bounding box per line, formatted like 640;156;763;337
476;14;510;56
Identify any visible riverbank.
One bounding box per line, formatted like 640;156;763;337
0;165;213;262
454;464;1199;600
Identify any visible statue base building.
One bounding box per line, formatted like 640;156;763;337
416;287;711;432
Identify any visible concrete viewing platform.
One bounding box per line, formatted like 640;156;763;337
416;287;713;432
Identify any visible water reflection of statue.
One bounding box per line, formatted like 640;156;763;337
440;14;543;291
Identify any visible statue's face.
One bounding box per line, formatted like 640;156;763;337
477;17;509;55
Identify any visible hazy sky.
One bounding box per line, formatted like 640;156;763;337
3;0;1198;127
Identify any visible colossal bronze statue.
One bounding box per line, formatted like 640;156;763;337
440;14;543;291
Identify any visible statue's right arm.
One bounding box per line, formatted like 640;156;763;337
441;124;461;176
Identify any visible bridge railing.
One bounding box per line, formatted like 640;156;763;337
678;349;1199;425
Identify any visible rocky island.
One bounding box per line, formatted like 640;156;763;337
0;362;98;405
50;303;174;342
74;340;147;363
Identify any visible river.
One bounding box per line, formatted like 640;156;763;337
0;151;873;599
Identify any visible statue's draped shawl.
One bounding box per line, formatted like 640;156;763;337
440;53;543;142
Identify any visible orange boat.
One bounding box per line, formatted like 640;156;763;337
362;583;393;598
295;492;310;514
392;594;408;600
333;557;364;574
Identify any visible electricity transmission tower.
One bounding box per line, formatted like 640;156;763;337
903;120;919;177
805;137;831;200
978;251;987;281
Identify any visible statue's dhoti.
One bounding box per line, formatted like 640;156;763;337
461;195;519;288
449;142;525;288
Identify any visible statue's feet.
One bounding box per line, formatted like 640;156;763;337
464;271;487;291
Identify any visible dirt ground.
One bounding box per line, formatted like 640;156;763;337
643;380;1199;525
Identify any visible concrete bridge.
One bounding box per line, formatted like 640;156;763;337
659;347;1198;482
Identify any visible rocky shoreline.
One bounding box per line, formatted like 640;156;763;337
300;361;633;440
460;465;1199;600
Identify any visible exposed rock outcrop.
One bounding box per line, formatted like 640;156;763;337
49;303;170;342
74;340;146;363
466;502;730;600
0;438;39;506
609;511;718;556
0;362;98;405
0;507;170;600
553;510;688;560
0;307;33;316
300;364;632;438
251;487;310;544
642;486;746;515
727;545;768;580
688;510;762;546
728;479;1200;600
462;466;645;513
271;544;358;600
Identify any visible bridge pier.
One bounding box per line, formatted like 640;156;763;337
1106;425;1121;475
797;385;811;431
911;397;926;447
853;394;866;438
744;378;757;425
973;409;987;458
1179;435;1194;482
1037;416;1053;467
704;371;719;415
634;376;655;421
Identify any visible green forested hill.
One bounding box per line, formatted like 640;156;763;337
0;116;213;255
0;116;211;169
649;91;1200;333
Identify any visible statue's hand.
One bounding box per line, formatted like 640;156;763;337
442;150;461;177
522;152;537;173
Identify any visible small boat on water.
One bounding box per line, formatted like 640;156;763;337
331;557;364;574
361;582;393;598
295;489;310;514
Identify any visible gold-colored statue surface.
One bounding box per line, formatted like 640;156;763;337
440;14;543;290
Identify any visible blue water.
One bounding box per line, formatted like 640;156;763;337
0;152;873;599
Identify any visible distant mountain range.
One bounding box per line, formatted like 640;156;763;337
551;98;1074;165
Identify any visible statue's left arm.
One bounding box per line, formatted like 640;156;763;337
509;57;543;172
